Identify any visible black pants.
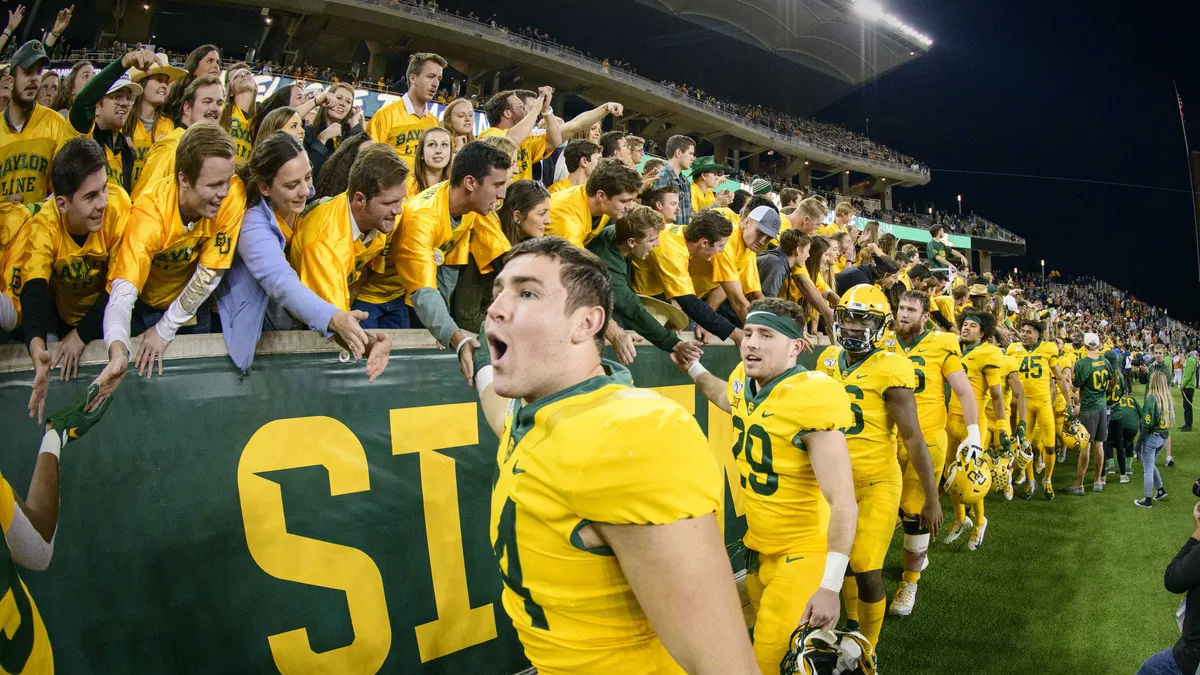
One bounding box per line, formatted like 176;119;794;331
1184;388;1195;428
1103;419;1130;474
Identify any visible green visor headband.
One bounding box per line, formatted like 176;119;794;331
745;311;804;340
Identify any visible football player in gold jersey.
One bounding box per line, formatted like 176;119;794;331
1054;336;1078;464
1006;320;1074;499
681;298;856;673
473;237;758;674
883;290;980;616
1;385;111;674
814;284;942;650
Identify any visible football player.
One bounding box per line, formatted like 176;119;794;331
680;298;856;673
1007;320;1073;499
1;384;112;672
992;330;1027;500
883;290;980;616
1053;336;1078;464
472;237;758;674
944;312;1006;549
814;284;942;649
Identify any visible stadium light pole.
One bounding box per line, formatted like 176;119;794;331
957;194;962;215
1041;259;1045;286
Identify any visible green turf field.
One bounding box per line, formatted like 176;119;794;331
876;387;1195;675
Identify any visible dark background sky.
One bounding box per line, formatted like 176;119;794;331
445;0;1200;320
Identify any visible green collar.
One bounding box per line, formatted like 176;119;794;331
961;341;983;355
509;360;631;447
839;348;879;377
747;364;806;407
895;330;929;351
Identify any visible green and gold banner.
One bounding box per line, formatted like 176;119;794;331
0;337;813;674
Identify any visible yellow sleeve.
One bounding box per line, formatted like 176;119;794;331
1045;346;1060;371
882;353;917;391
469;211;511;275
292;225;351;311
365;105;390;143
787;373;853;434
0;476;13;533
527;132;549;162
395;207;441;293
546;197;585;247
196;179;244;270
710;246;739;284
108;199;167;291
939;334;964;377
21;212;57;282
572;402;721;525
740;250;761;294
984;359;1003;390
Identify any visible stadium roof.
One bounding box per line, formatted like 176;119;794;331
633;0;930;88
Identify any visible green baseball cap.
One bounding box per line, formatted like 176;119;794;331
9;40;50;70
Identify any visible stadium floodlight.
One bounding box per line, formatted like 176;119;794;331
853;0;886;21
852;1;934;48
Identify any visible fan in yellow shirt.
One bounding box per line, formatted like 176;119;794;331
366;53;445;168
473;236;758;675
882;290;980;616
1006;320;1073;499
701;204;776;324
548;138;601;194
131;75;224;200
0;384;115;675
813;285;940;650
0;203;37;333
10;140;131;421
0;40;74;204
545;158;641;247
219;63;257;166
94;122;243;403
394;141;512;385
682;298;856;674
124;56;186;190
689;155;730;213
480;87;562;182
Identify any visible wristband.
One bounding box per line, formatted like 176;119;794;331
820;552;850;592
686;360;708;381
2;29;12;38
455;336;472;356
39;429;62;460
475;365;494;394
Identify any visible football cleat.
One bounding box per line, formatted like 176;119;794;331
968;517;988;551
889;583;917;617
1022;481;1035;500
1003;483;1014;501
943;516;973;544
1043;478;1054;500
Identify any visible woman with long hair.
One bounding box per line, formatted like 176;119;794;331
304;82;363;181
124;57;187;189
312;133;373;200
214;132;377;374
498;180;551;247
410;127;452;195
441;97;476;152
37;71;58;108
162;44;220;123
54;60;93;116
1134;371;1174;507
219;62;258;165
255;107;304;143
804;235;838;335
251;84;322;141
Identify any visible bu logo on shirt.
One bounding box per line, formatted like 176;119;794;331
215;232;231;255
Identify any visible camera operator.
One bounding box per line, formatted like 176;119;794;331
1139;500;1200;675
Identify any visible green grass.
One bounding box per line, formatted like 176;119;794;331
876;387;1195;675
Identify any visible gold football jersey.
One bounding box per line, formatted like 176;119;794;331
491;372;722;674
726;362;852;555
882;329;962;430
0;475;55;674
814;346;915;482
953;342;1005;418
1006;340;1059;401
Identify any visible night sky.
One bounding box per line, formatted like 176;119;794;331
448;0;1200;320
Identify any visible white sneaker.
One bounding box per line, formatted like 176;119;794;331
1014;474;1027;486
944;516;973;544
1035;455;1045;474
889;582;918;616
968;518;989;551
1003;484;1014;501
1120;474;1130;484
1093;481;1105;493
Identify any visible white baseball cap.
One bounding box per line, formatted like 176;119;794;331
1084;332;1100;347
105;73;143;98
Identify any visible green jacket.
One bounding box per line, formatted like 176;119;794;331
587;226;681;353
1113;395;1141;432
1184;355;1198;389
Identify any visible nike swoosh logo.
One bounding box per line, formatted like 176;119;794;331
512;462;525;475
68;428;80;439
856;374;868;379
785;555;804;563
868;481;882;486
762;412;775;418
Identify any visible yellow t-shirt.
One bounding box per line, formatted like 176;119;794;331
18;184;130;325
289;192;387;311
832;255;847;276
953;342;1005;420
479;126;549;183
467;209;511;275
816;223;841;237
129;116;175;191
726;362;852;555
1006;340;1060;401
631;224;695;300
546;185;608;248
108;176;244;309
227;104;254;167
882;329;963;431
392;182;474;298
547;178;572;194
0;103;72;204
0;203;37;325
711;206;740;227
704;224;761;298
491;373;721;674
690;182;716;212
131;127;185;201
0;474;56;675
814;346;914;482
931;295;956;328
365;95;439;169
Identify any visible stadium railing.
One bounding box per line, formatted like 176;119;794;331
343;0;929;180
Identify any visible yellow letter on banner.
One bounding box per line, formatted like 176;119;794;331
238;417;391;674
390;403;498;663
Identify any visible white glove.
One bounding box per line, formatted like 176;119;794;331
958;424;983;463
